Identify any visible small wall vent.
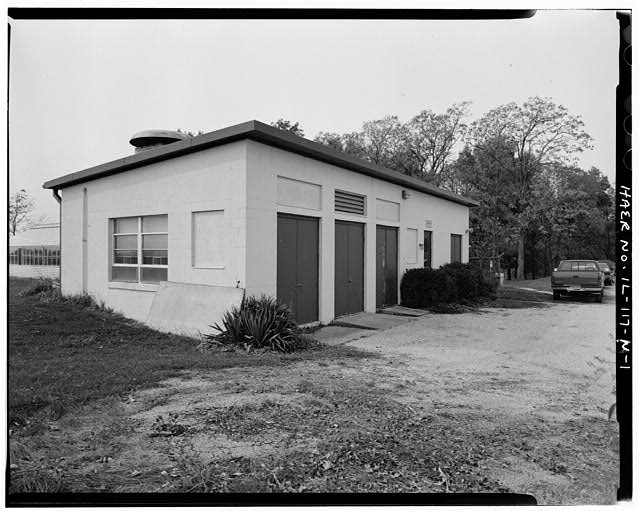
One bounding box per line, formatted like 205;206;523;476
335;190;366;215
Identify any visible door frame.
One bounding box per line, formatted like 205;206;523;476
276;212;321;324
450;233;462;263
423;229;433;269
376;224;399;307
334;219;365;318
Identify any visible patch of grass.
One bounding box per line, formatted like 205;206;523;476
502;276;553;293
8;278;364;421
8;462;64;494
18;277;114;311
490;287;553;309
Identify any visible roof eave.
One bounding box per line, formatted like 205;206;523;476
42;120;258;190
247;121;480;207
43;119;479;208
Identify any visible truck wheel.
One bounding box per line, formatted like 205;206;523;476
595;293;603;303
553;291;560;300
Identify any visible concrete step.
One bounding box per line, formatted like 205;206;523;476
378;305;428;317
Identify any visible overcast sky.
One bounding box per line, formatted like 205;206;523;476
9;10;619;221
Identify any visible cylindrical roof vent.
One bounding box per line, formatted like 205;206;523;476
129;129;189;153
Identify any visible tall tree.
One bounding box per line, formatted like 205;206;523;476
271;119;305;137
314;132;344;152
312;105;470;185
404;102;470;185
9;189;35;235
450;141;518;262
359;115;405;168
465;97;592;279
340;131;367;159
545;165;615;262
177;128;204;137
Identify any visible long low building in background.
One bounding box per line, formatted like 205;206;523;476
43;121;478;335
9;223;60;279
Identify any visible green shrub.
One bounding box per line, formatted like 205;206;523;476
400;263;493;309
440;262;490;301
207;295;299;352
400;268;457;308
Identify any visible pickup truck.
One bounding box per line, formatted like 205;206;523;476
551;260;604;302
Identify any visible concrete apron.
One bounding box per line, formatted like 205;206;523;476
146;282;245;338
314;310;426;346
378;305;428;317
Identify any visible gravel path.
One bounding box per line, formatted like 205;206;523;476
343;286;618;503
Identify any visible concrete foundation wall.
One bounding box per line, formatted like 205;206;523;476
59;142;247;322
245;141;470;324
9;265;60;280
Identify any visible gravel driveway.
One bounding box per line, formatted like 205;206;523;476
343;285;618;503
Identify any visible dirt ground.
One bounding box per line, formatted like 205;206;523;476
343;286;619;502
10;285;618;502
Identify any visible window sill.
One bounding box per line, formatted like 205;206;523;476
108;281;160;292
192;265;225;270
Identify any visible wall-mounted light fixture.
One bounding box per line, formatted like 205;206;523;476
402;190;410;200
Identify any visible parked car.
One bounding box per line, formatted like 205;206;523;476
551;260;604;302
597;261;614;285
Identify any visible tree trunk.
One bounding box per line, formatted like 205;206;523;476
531;246;536;280
544;240;551;276
517;233;525;280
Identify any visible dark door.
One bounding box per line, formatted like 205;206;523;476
451;234;462;263
424;230;433;269
335;221;364;317
376;225;398;307
277;214;319;324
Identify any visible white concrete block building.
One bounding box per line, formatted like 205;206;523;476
44;121;477;330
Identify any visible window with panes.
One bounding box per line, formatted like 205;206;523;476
111;215;168;283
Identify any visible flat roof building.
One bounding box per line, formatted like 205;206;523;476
44;120;477;335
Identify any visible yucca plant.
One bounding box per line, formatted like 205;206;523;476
208;295;299;352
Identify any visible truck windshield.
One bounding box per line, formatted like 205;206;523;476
558;261;599;271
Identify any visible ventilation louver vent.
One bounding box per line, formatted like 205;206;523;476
335;190;366;215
